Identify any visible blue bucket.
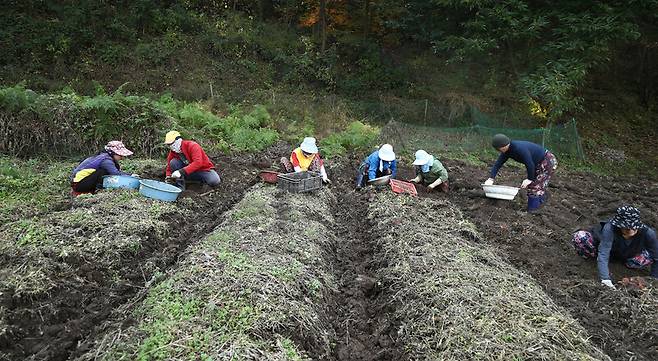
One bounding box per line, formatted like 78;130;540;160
103;175;141;190
139;179;182;202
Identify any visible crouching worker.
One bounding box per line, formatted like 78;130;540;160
280;137;330;183
409;150;449;192
484;134;557;212
355;144;397;189
571;206;658;289
70;141;136;196
164;131;220;190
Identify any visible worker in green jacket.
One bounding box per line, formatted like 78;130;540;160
409;149;449;192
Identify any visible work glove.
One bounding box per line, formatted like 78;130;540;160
601;279;616;289
484;178;494;186
322;176;331;184
409;176;421;183
131;173;140;178
171;170;182;179
520;179;532;188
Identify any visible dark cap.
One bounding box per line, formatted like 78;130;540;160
492;134;511;149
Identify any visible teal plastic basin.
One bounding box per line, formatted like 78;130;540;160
139;179;182;202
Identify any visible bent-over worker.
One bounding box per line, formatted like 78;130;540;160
484;134;557;212
409;150;449;192
70;141;136;196
571;206;658;289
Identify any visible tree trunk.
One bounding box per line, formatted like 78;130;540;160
363;0;370;39
319;0;327;52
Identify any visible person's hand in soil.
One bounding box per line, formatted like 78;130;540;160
484;178;494;185
428;178;443;191
601;279;616;289
520;179;532;188
408;175;421;183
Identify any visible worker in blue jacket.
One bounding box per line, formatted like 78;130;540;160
355;144;397;189
571;206;658;289
484;134;557;212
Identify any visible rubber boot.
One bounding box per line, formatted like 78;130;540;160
527;195;542;212
355;173;365;189
175;177;186;191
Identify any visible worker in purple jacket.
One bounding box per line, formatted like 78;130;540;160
70;141;137;196
484;134;557;212
571;206;658;289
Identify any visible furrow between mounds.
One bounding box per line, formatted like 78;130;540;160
367;192;611;360
75;184;339;360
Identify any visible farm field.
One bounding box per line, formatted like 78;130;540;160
1;143;656;361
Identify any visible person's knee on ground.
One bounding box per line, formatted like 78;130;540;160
571;230;597;259
205;170;221;187
439;181;449;193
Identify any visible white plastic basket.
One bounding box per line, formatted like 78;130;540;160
481;184;520;200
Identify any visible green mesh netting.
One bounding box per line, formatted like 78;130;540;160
370;100;585;160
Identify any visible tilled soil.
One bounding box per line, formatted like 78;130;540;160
0;145;288;361
328;169;402;361
397;159;658;360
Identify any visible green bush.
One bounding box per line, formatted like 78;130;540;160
0;84;279;156
321;121;380;159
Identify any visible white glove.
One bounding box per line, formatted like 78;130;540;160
601;280;616;289
520;179;532;188
323;177;332;184
171;170;182;179
409;176;421;183
131;173;140;178
484;178;494;186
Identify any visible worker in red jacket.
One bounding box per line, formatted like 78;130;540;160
164;131;220;190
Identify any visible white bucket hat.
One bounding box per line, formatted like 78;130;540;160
413;149;431;165
300;137;318;154
378;144;395;161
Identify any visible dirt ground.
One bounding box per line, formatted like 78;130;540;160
1;144;290;361
394;159;658;361
3;147;657;361
328;173;403;361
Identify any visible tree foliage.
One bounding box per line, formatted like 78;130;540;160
1;0;657;120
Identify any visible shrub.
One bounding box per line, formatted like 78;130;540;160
321;121;380;159
0;85;279;156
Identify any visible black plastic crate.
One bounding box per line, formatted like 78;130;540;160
277;171;322;193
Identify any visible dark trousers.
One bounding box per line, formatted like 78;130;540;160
72;168;108;193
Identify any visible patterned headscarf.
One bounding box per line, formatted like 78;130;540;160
610;206;643;230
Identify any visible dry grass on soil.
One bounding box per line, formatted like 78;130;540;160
77;184;339;360
368;192;610;360
1;190;186;298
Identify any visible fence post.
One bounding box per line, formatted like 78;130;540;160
424;99;428;123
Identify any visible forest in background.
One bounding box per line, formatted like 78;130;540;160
1;0;657;169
